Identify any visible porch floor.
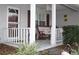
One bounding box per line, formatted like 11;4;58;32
39;45;64;55
36;39;63;51
36;39;52;51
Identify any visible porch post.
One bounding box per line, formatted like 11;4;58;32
29;4;36;44
50;4;56;46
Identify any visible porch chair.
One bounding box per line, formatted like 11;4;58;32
36;26;50;40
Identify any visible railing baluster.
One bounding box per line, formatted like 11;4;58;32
13;28;14;42
24;29;25;44
11;28;13;43
27;29;30;44
22;29;23;44
14;28;18;43
25;29;26;44
26;29;28;43
12;28;14;43
56;28;63;42
10;28;11;38
21;29;22;44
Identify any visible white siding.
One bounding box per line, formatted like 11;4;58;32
56;9;79;27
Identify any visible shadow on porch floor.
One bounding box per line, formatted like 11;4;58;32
36;39;50;49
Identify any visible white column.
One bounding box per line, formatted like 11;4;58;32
29;4;36;44
50;4;56;46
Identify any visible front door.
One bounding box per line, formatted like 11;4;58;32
7;7;19;40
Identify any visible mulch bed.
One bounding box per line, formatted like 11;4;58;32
0;43;17;55
39;45;65;55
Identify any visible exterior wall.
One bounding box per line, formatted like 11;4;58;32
0;4;30;42
56;9;79;27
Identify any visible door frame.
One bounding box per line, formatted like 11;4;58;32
7;6;20;39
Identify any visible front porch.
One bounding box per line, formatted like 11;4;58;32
0;4;63;52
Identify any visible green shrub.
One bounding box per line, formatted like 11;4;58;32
15;43;38;55
71;44;79;55
71;48;79;55
64;43;79;55
63;25;79;45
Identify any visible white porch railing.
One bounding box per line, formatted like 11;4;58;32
56;28;63;42
7;28;30;44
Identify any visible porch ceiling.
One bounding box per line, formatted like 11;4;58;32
56;4;79;12
36;4;52;11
